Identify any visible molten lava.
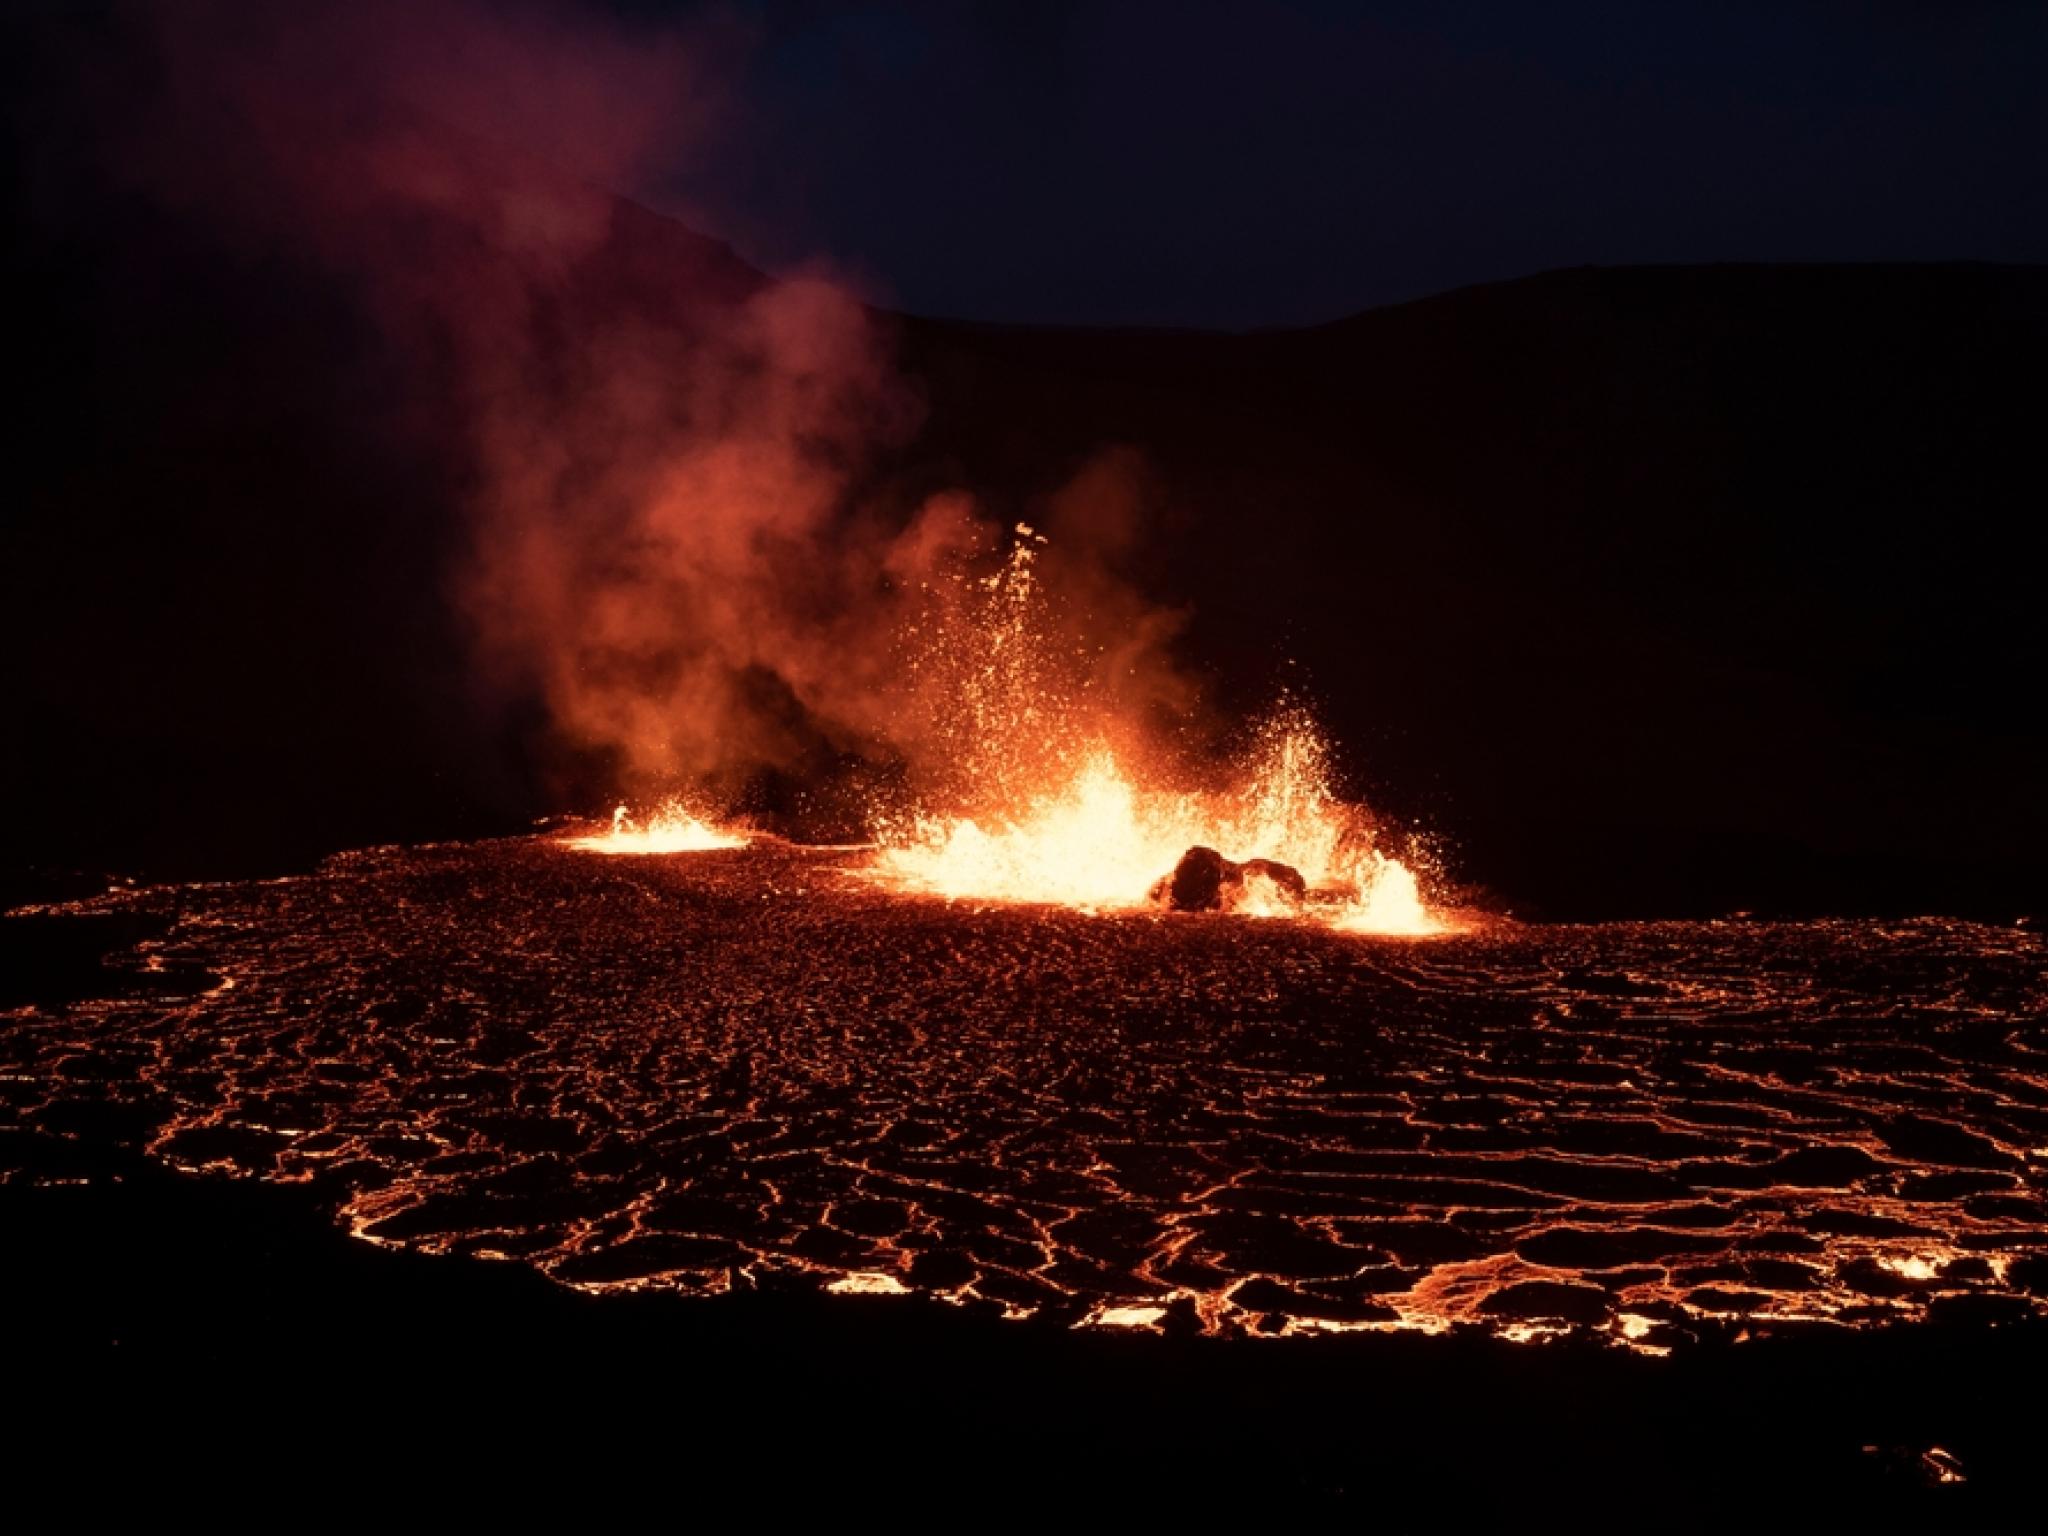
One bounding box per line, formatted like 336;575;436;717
868;533;1442;935
22;841;2043;1347
875;736;1439;934
561;799;746;854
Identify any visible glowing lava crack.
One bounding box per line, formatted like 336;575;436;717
7;837;2043;1352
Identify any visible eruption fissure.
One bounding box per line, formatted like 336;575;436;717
866;535;1442;935
549;529;1442;936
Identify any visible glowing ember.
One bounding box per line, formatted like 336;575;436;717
827;1272;911;1296
1922;1447;1967;1485
1092;1303;1171;1330
1879;1253;1942;1282
560;799;746;854
868;534;1445;934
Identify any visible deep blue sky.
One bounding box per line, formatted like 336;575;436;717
620;0;2045;327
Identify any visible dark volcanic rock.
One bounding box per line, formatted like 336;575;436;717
1151;846;1309;912
1154;846;1229;910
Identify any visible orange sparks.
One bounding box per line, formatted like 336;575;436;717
866;534;1445;935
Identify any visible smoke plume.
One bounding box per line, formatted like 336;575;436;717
88;0;1191;820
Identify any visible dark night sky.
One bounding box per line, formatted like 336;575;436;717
601;0;2048;328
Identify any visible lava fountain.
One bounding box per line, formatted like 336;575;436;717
560;799;747;854
868;532;1443;935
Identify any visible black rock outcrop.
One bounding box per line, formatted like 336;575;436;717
1151;846;1308;912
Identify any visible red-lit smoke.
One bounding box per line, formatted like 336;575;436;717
111;0;1187;806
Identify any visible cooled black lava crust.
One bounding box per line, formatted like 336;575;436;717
5;837;2044;1349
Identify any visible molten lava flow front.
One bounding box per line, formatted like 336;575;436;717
560;799;746;854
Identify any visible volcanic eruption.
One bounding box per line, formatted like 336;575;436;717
864;530;1443;934
12;0;2048;1523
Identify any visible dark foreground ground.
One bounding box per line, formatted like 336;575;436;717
7;1139;2041;1525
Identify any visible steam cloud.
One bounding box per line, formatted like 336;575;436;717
88;0;1190;820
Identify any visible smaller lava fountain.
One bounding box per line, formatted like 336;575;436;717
873;729;1439;933
560;799;747;854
